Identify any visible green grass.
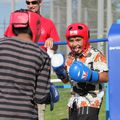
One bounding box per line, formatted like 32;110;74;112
45;88;70;120
45;82;106;120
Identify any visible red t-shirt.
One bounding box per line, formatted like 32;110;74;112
38;15;60;50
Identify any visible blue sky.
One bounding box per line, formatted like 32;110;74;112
0;0;26;37
0;0;49;37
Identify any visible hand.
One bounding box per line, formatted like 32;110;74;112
69;61;99;82
49;83;60;111
51;53;67;80
50;83;59;103
44;38;53;49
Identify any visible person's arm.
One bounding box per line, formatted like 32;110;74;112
69;60;99;82
51;53;69;83
94;52;109;83
99;71;108;83
33;54;51;104
44;38;58;52
69;50;108;83
44;20;60;52
69;60;108;83
34;52;60;111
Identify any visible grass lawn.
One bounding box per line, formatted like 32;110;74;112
44;82;106;120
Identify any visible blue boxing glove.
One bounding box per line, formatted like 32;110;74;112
49;83;60;111
69;61;99;82
51;53;67;80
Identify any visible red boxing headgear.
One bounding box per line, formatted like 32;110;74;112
4;9;41;42
65;23;90;51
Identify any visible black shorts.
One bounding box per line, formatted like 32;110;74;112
69;105;99;120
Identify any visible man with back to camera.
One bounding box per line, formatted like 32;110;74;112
2;9;59;120
25;0;60;55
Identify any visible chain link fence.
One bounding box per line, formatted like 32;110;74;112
40;0;112;56
0;0;120;55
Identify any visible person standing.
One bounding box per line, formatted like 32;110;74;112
25;0;60;53
25;1;60;119
52;23;108;120
2;9;52;120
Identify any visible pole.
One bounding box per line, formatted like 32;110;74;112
66;0;72;54
107;0;112;31
50;0;54;21
77;0;82;22
84;8;88;25
11;0;15;12
97;0;104;54
106;1;112;119
66;0;72;26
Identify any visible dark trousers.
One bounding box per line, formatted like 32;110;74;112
68;103;99;120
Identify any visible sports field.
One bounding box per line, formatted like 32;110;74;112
45;82;106;120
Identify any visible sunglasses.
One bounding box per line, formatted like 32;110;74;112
26;1;38;5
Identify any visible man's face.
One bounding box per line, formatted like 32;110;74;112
68;36;83;55
26;0;41;13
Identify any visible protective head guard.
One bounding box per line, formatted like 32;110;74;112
65;23;90;51
4;9;41;42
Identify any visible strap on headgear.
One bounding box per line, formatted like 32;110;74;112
65;23;90;51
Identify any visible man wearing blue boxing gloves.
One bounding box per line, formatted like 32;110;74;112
51;23;108;120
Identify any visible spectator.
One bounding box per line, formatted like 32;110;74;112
26;0;60;54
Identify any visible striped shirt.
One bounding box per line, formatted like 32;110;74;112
0;37;51;120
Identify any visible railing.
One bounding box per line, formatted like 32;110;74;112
38;37;109;120
38;38;108;45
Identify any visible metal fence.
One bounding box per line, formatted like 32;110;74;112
0;0;120;55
